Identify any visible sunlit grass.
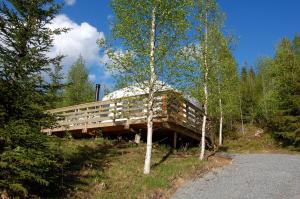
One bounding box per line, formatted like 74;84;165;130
54;138;209;199
220;125;300;154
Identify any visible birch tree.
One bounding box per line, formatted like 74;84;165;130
101;0;190;174
203;29;240;146
214;39;239;146
200;3;209;160
187;0;224;160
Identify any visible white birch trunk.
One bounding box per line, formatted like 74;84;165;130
219;100;223;146
218;79;223;146
144;6;156;175
200;83;208;160
200;8;209;161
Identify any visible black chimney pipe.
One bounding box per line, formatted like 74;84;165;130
95;84;101;101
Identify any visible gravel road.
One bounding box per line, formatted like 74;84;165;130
172;154;300;199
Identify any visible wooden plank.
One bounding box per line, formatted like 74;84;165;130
42;91;205;141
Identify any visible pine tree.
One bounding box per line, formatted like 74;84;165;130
62;56;94;106
0;0;66;197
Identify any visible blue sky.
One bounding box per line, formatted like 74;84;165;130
55;0;300;86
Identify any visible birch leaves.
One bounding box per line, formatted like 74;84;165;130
104;0;238;172
106;0;190;174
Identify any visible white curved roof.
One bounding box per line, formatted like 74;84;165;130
102;80;201;108
102;81;172;100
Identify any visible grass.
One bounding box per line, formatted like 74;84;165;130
219;125;300;154
51;138;229;199
47;125;299;198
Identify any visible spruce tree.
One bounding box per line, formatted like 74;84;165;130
271;37;300;146
0;0;65;197
48;61;64;108
62;56;94;106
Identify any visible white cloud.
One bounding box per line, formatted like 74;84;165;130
65;0;76;6
48;14;105;70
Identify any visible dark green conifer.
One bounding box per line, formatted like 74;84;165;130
62;56;95;106
271;37;300;146
0;0;66;197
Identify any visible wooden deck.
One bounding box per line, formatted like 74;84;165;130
42;92;206;141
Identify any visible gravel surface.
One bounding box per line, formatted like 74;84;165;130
172;154;300;199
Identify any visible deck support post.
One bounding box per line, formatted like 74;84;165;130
135;133;141;144
47;129;52;136
134;129;142;144
173;132;177;153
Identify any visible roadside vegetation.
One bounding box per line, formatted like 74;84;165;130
48;138;229;199
219;125;300;154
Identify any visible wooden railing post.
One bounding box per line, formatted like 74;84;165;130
113;101;117;124
162;94;168;118
83;108;88;133
186;102;189;124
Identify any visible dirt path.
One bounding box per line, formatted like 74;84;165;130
172;154;300;199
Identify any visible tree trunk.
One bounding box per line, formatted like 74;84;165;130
239;87;245;135
144;6;156;175
200;8;209;161
218;79;223;146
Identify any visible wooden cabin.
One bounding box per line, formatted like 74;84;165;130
42;82;211;145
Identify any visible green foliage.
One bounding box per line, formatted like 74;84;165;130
245;35;300;147
208;33;240;127
270;37;300;146
183;0;225;102
219;125;295;154
103;0;190;89
0;121;62;197
180;0;240;133
254;57;278;124
48;61;65;108
240;65;259;123
0;0;66;197
62;56;94;106
103;0;191;174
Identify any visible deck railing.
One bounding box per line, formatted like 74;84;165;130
43;92;203;134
